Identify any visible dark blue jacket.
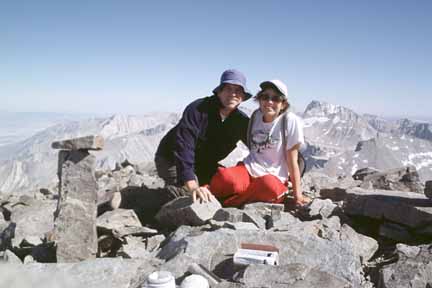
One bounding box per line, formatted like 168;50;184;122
156;95;249;185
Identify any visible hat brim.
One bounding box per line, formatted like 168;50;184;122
213;80;252;101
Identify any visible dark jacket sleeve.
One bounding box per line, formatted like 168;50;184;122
174;100;204;184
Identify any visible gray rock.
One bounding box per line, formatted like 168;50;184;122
157;219;375;286
222;222;259;230
425;180;432;198
213;208;265;228
306;198;338;219
97;209;142;231
240;263;352;288
378;244;432;288
0;221;16;251
340;224;378;264
243;203;284;229
360;166;424;194
112;226;158;239
97;174;118;205
379;222;413;242
353;167;380;181
10;199;56;247
145;234;165;253
51;135;104;151
156;196;222;227
54;150;98;262
0;249;22;263
343;187;432;229
267;211;300;231
0;258;161;288
117;236;151;258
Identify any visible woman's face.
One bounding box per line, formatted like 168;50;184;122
258;88;287;122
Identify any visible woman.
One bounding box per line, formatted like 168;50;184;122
208;79;310;207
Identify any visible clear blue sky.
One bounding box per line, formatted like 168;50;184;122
1;0;431;118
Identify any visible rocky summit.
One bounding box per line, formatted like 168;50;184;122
0;135;430;287
0;103;432;288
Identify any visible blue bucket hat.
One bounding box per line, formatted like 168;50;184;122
212;69;252;101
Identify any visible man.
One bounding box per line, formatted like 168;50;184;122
155;69;251;202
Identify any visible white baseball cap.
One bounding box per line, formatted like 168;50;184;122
259;79;288;99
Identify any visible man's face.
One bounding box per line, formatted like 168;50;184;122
217;83;245;113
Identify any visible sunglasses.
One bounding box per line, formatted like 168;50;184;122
259;94;284;103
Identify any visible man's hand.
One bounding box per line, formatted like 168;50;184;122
192;186;217;203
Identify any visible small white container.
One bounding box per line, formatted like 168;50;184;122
144;271;176;288
180;274;209;288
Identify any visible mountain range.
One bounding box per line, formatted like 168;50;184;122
0;101;431;194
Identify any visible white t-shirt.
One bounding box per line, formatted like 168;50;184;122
243;110;305;182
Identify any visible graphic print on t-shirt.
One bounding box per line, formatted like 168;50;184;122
250;128;280;153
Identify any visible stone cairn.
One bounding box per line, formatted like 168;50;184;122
51;135;104;262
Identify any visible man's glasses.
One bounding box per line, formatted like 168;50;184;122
259;94;284;103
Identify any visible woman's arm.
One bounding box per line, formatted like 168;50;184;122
286;144;309;205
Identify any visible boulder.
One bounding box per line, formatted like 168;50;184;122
240;263;351;288
0;249;22;264
324;187;432;229
352;167;380;181
53;150;98;262
0;221;16;251
157;217;378;286
213;208;265;229
156;196;222;227
303;198;338;219
117;236;151;259
0;258;161;288
10;199;56;247
359;166;424;194
97;209;142;231
51;135;104;151
378;244;432;288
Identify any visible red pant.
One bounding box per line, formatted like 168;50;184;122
209;164;287;207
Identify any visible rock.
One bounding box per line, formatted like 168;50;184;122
97;209;142;232
10;199;56;247
425;180;432;198
0;258;162;288
379;222;413;242
53;150;98;262
267;211;300;231
157;219;375;286
378;244;432;288
51;135;104;151
243;203;284;229
145;234;165;253
0;249;22;263
156;196;222;227
304;198;338;219
213;208;265;229
302;172;340;196
112;226;158;239
222;222;259;230
340;224;378;264
240;263;352;288
96;174;118;205
326;187;432;229
0;221;16;251
117;236;151;258
352;167;380;181
359;166;424;194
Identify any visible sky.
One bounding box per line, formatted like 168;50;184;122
1;0;431;119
